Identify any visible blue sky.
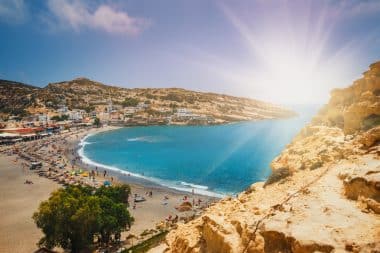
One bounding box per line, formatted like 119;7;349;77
0;0;379;104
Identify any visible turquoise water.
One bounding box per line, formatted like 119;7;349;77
81;106;317;196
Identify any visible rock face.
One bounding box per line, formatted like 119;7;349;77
164;61;380;253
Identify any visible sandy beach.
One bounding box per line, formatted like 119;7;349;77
0;155;60;253
0;126;216;252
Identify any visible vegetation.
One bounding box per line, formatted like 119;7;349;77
145;93;156;99
33;185;133;253
124;231;168;253
362;114;380;130
162;92;183;102
122;97;139;107
264;167;291;187
94;117;101;127
50;114;69;121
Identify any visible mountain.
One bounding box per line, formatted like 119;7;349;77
164;61;380;252
0;78;295;123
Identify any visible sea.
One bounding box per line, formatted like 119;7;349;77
79;105;319;197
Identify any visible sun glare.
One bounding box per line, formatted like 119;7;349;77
214;1;361;105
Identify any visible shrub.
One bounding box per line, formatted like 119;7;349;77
122;97;139;107
362;114;380;131
264;167;291;187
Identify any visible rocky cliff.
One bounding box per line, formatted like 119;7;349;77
164;62;380;253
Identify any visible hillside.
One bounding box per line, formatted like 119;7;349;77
0;78;294;123
0;80;41;117
164;62;380;252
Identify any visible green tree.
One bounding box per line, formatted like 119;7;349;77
51;114;69;121
95;184;131;204
33;185;132;253
94;117;101;127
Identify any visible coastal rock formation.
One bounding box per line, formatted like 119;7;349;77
164;61;380;252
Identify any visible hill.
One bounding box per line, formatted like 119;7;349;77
0;78;295;123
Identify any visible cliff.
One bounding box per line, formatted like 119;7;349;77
164;61;380;253
0;78;295;122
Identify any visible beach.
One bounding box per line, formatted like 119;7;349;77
0;126;216;252
0;155;60;253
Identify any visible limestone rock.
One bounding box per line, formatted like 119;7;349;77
164;62;380;253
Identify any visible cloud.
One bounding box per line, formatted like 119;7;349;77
45;0;150;35
0;0;27;23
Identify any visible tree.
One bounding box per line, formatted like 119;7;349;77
33;185;133;253
51;114;69;121
93;117;101;127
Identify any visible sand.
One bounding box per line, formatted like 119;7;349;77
0;126;216;252
0;155;60;253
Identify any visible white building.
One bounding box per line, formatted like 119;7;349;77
68;110;85;121
137;102;149;110
57;105;68;114
38;114;49;123
176;108;192;117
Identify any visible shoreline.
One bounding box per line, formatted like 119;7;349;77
0;125;218;252
75;127;226;198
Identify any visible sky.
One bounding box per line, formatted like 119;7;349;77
0;0;379;105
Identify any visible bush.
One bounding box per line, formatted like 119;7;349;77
264;167;291;187
162;93;183;102
122;97;139;107
362;114;380;131
310;160;323;170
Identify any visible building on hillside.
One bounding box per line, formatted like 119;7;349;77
67;110;84;121
38;114;49;123
57;105;68;114
137;102;149;111
124;107;137;117
176;108;192;117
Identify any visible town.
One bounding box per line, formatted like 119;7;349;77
0;78;295;144
0;99;218;144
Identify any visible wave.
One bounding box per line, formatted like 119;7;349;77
127;135;168;143
180;181;208;190
78;133;225;198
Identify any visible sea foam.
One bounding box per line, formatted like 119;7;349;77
78;133;225;198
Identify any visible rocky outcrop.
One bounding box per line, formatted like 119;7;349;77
164;61;380;253
312;61;380;135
